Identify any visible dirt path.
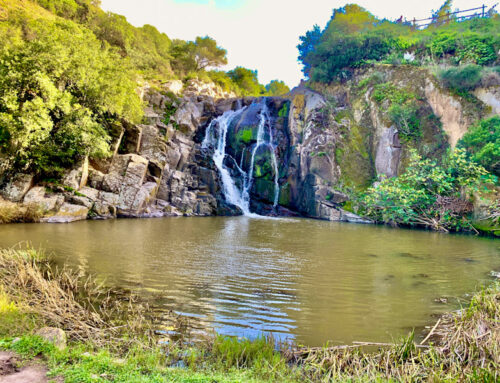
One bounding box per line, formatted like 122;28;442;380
0;351;51;383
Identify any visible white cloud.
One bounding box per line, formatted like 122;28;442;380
101;0;498;87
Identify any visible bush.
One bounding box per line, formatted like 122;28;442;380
361;149;494;232
458;116;500;177
372;83;421;141
298;3;500;83
437;64;483;92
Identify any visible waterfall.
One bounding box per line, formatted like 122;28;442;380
202;101;280;216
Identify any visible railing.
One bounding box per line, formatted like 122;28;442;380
401;4;498;29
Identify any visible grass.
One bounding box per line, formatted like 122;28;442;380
0;248;499;382
0;198;43;223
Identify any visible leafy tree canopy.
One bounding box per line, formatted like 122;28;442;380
265;80;290;96
227;67;266;97
298;1;500;83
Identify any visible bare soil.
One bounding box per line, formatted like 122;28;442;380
0;351;52;383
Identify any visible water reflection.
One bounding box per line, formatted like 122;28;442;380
0;217;498;346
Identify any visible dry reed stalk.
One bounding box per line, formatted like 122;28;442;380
0;248;154;348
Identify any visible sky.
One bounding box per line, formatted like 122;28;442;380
101;0;498;87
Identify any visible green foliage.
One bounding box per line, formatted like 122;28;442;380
265;80;290;96
437;64;483;92
387;103;421;141
299;3;500;82
373;83;421;141
227;67;266;96
361;149;495;231
238;129;253;144
0;16;142;177
458;116;500;177
192;36;227;70
278;102;289;118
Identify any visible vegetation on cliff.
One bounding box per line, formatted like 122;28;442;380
0;248;499;382
298;3;500;82
0;0;288;180
299;2;499;233
360;148;497;232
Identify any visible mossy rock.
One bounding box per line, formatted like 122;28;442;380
252;178;277;204
473;219;500;237
278;182;291;207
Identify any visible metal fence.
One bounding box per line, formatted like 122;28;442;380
405;4;497;29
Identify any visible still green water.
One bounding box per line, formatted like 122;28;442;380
0;217;498;346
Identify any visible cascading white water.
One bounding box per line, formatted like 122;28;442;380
202;101;280;216
243;104;280;209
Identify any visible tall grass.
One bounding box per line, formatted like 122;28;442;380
0;248;154;347
0;199;43;223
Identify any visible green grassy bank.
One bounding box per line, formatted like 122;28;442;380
0;248;498;382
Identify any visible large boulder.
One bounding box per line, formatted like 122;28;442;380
44;203;89;223
174;100;202;135
35;327;67;350
0;174;34;202
23;187;63;212
116;155;151;216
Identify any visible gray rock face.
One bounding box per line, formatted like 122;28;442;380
0;174;33;202
174;100;202;135
23;187;63;212
0;87;376;224
375;126;401;178
44;203;89;223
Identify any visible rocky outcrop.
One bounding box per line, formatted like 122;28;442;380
0;174;33;202
425;80;469;148
2;66;496;225
474;86;500;116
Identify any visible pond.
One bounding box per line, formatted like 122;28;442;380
0;217;498;346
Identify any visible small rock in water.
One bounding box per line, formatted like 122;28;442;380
462;258;478;263
366;254;378;258
434;297;448;304
491;271;500;279
413;273;429;278
35;327;67;350
397;252;422;260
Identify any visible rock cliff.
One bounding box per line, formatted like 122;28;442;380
0;67;498;223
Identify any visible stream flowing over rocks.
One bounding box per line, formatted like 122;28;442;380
1;69;498;223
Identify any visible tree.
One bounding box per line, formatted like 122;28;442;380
297;24;322;77
432;0;454;26
193;36;227;71
0;17;142;177
265;80;290;96
227;67;265;96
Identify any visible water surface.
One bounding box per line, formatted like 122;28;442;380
0;217;498;346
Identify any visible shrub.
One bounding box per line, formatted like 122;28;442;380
456;33;497;65
372;83;421;141
458;116;500;177
361;149;494;232
437;64;483;92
